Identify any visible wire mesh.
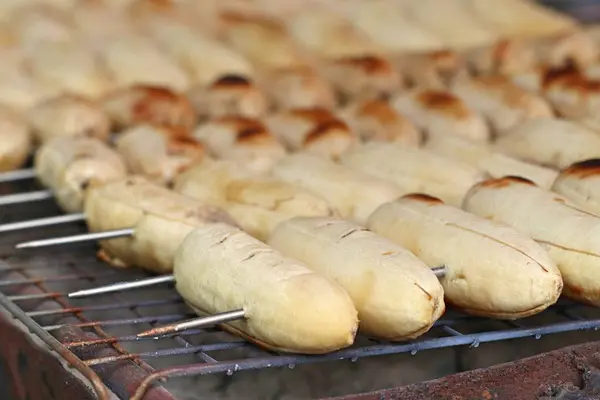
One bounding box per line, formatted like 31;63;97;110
3;179;600;399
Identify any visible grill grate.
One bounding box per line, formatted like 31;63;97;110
3;179;600;399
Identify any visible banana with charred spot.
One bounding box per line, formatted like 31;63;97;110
552;159;600;216
368;194;563;318
464;176;600;306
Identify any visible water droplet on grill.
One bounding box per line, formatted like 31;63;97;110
410;350;417;355
288;363;296;369
470;341;480;348
535;333;542;340
226;369;234;376
234;364;240;372
350;356;358;363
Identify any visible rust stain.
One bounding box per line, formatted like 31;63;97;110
65;337;119;349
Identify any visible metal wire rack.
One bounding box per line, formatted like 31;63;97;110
3;178;600;399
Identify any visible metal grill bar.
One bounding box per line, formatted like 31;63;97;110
25;297;183;317
129;315;600;400
85;342;248;367
42;314;196;332
0;189;53;206
0;271;124;287
0;168;35;182
63;329;207;348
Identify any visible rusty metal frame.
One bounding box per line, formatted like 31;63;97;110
0;290;107;399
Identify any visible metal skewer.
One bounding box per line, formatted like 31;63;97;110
0;213;86;233
66;266;448;299
0;168;36;183
69;275;176;298
136;267;446;338
0;189;53;206
136;309;246;338
431;266;445;277
15;228;135;249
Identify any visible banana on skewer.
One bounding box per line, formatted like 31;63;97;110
115;124;205;186
187;75;268;121
464;176;600;306
339;99;422;146
192;117;287;175
0;106;31;172
368;193;563;318
424;131;558;189
102;85;197;131
494;118;600;169
340;142;486;207
552;159;600;216
173;223;359;353
392;88;490;143
34;136;128;213
27;94;111;144
269;217;445;340
262;66;336;110
173;159;336;241
265;108;357;160
451;75;553;135
271;153;403;225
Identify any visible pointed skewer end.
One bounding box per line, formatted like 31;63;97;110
66;275;175;298
137;309;246;338
67;290;87;299
137;325;180;338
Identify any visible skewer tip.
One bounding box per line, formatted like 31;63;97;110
66;275;176;298
67;290;87;299
137;309;246;338
137;325;180;338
